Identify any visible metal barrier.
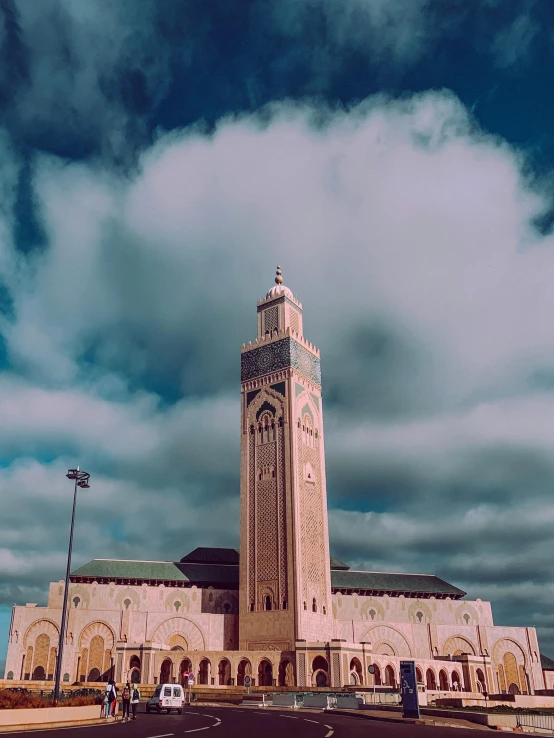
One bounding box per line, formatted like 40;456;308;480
363;692;402;706
516;712;554;733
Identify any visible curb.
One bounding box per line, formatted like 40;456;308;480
0;717;108;734
324;709;425;725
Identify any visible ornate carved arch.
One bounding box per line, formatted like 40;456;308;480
492;638;527;667
246;388;286;426
454;602;479;626
151;617;205;652
408;601;432;624
78;621;115;650
360;598;385;622
295;391;319;426
115;588;140;611
164;591;191;613
23;619;59;648
442;635;477;656
361;625;412;657
68;585;91;609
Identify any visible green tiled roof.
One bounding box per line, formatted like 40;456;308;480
72;557;465;598
71;559;240;587
330;556;350;571
330;570;466;598
541;653;554;670
71;559;188;581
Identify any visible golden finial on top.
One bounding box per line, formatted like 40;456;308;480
275;266;283;285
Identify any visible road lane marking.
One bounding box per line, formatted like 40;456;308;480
147;734;174;738
304;719;319;723
324;726;334;738
281;715;298;718
184;729;211;734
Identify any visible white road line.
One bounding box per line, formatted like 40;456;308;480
304;719;319;723
281;715;298;719
324;726;334;738
147;734;174;738
184;729;211;734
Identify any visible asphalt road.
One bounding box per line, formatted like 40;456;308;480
2;705;499;737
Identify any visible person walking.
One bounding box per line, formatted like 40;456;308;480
110;681;118;719
130;683;141;720
104;680;115;718
121;682;131;721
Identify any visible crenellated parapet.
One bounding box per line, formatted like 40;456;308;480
241;326;319;357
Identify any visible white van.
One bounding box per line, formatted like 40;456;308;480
146;683;185;714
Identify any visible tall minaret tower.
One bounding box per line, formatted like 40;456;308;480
239;267;333;656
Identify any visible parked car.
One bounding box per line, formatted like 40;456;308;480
146;684;185;714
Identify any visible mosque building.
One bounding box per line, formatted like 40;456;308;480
4;269;554;697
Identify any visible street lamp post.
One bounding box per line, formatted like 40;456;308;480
53;467;90;703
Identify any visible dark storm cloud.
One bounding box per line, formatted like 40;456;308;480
0;0;551;171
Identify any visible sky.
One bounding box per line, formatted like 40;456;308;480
1;0;554;672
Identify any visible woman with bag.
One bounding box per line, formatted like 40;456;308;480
104;680;115;718
121;682;131;721
131;683;141;720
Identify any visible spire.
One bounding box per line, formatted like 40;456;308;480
275;266;283;285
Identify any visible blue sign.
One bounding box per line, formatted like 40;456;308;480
400;660;420;719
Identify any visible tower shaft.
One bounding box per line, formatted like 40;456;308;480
239;271;333;651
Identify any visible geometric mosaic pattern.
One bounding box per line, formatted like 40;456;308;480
241;338;321;386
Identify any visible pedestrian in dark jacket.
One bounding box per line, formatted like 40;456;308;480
121;682;131;721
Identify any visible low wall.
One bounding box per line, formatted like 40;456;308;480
436;694;554;709
0;705;101;728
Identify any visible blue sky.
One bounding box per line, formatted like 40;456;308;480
1;0;554;672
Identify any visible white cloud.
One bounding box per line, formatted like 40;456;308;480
1;90;554;653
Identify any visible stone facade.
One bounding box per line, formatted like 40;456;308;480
3;268;553;696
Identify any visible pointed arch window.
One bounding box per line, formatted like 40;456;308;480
303;415;315;447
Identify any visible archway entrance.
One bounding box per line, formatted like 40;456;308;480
452;670;461;691
130;655;141;684
218;659;232;686
32;666;46;680
426;669;437;690
180;658;192;685
198;659;210;685
384;665;396;688
160;659;172;684
315;670;328;687
439;669;448;691
350;658;363;685
372;664;382;685
278;660;294;687
416;666;423;684
88;667;101;682
237;659;251;687
476;668;486;693
258;659;273;687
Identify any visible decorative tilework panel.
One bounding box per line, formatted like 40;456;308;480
298;653;306;686
263;307;279;333
289;308;300;333
297;424;327;603
332;653;341;687
241;338;321;385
